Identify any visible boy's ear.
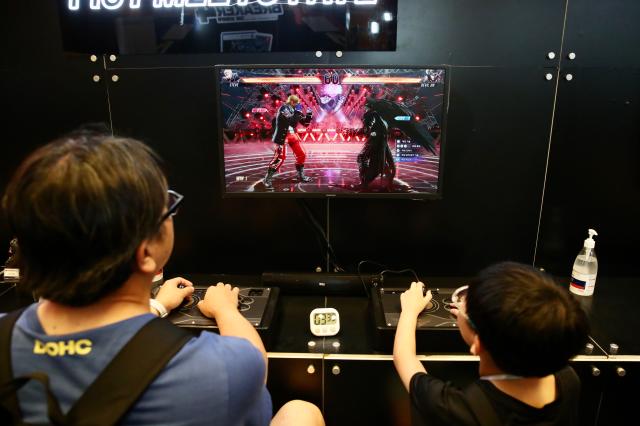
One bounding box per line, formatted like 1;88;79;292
134;239;158;275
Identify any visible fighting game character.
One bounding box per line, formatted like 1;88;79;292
314;83;346;121
356;98;397;188
221;69;238;83
264;95;313;189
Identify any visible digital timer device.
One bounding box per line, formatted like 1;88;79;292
309;308;340;337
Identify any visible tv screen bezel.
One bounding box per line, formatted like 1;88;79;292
215;64;450;200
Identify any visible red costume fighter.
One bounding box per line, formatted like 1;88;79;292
264;95;313;189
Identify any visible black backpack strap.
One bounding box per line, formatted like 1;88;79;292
0;308;27;422
65;317;192;426
0;372;67;425
1;313;191;425
465;382;502;426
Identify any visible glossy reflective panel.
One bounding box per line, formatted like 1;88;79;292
58;1;398;54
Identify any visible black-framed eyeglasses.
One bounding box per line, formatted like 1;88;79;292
158;190;184;224
451;285;477;331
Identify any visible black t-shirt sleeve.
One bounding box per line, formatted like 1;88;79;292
554;366;581;426
410;367;582;426
409;372;479;426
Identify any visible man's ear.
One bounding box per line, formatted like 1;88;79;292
134;239;158;275
469;334;483;356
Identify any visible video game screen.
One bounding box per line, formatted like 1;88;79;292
216;66;448;198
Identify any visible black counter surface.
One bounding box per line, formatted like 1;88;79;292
2;274;634;357
572;276;640;356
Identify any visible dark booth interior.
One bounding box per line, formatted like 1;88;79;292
1;1;640;425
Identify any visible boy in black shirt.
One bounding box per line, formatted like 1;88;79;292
393;262;589;425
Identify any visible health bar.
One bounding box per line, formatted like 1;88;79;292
341;76;423;84
240;76;323;84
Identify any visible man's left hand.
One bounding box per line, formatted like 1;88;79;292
155;277;195;312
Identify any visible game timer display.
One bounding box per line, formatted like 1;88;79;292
215;65;449;198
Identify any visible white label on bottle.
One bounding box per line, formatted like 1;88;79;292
570;271;596;295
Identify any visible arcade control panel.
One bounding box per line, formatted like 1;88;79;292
371;287;468;352
166;286;279;343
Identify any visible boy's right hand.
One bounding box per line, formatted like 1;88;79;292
400;282;432;318
197;282;239;319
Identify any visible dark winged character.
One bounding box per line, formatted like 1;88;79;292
356;100;396;188
363;98;437;155
356;98;438;188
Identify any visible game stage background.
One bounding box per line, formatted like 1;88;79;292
217;66;447;197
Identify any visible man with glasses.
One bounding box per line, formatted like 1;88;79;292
0;132;323;425
393;262;589;425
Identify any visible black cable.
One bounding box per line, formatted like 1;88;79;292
357;260;423;297
380;268;421;284
298;199;328;267
298;199;344;272
357;260;381;297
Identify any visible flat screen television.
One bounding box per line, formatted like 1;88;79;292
215;65;448;198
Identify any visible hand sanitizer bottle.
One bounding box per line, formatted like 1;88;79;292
570;229;598;296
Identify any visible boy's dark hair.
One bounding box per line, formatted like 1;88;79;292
466;262;590;377
2;132;167;306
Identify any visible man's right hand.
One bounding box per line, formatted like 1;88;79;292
198;282;269;379
197;282;239;319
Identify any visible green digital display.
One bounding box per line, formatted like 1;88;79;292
313;313;337;326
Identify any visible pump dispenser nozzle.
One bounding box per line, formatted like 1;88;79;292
584;229;598;249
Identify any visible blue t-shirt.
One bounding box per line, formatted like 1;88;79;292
9;304;272;425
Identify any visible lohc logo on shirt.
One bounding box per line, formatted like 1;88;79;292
33;339;93;356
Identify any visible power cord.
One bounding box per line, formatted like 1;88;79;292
298;199;345;273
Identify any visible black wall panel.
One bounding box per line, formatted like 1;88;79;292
341;0;565;67
0;2;111;248
536;0;640;277
331;67;556;275
12;1;640;280
104;65;556;275
106;51;330;70
106;68;328;273
104;64;556;275
0;0;567;277
0;65;111;247
538;68;640;276
0;1;66;70
561;0;640;68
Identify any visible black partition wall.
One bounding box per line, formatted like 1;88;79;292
536;0;640;277
1;0;639;280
